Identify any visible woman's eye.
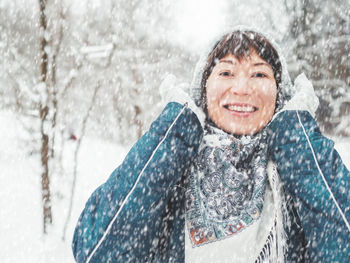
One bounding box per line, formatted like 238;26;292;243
219;71;233;77
253;72;267;78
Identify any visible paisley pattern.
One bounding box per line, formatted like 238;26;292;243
186;124;268;246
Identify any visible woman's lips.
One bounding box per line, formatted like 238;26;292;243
223;103;258;117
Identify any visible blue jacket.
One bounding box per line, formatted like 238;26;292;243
72;102;350;262
267;110;350;262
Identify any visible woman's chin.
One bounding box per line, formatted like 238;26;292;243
212;111;272;135
216;123;259;136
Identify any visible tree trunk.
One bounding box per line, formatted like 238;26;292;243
132;69;143;139
134;105;142;139
39;0;52;234
40;106;52;233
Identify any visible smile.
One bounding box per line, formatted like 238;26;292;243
223;103;258;113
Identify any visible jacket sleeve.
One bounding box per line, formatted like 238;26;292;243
72;102;203;262
267;110;350;262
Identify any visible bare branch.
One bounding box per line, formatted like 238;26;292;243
62;81;102;241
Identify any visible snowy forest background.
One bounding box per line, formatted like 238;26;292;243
1;0;350;262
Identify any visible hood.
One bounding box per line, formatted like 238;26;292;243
189;25;295;115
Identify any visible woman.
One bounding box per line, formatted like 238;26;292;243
72;28;350;262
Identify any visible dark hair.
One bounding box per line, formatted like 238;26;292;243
200;30;282;110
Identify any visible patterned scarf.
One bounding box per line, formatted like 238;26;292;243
185;123;268;247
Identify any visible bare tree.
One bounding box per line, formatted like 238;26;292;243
0;0;91;233
38;0;52;233
284;0;350;135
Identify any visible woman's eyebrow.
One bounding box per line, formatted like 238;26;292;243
219;60;270;68
219;60;236;65
253;62;271;68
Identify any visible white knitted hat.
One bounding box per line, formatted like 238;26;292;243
189;25;295;114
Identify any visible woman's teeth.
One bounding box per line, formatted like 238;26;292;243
226;105;255;112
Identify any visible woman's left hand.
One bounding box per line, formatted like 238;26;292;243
275;73;319;118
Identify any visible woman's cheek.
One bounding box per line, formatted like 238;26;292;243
259;80;275;94
206;84;222;104
264;96;277;122
262;82;277;106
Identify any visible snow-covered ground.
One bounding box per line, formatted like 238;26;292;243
0;110;349;262
0;111;128;262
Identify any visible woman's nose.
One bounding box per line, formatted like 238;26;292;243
228;76;252;95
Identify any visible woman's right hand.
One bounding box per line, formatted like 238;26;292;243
159;74;205;127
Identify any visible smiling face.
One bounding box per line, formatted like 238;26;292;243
205;52;277;135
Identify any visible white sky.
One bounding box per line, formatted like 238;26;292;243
168;0;289;54
170;0;228;52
